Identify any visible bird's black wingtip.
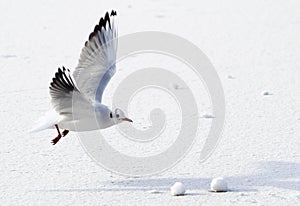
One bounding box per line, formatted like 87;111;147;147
49;67;78;95
111;10;117;16
96;10;117;32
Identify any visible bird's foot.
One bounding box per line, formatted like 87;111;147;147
62;130;69;137
51;134;62;145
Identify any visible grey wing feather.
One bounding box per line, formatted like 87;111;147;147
73;10;118;103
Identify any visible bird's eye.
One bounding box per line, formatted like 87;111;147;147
116;114;120;118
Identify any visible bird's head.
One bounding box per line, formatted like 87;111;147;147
110;108;133;124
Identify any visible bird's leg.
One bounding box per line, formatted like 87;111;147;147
62;130;69;137
51;124;62;145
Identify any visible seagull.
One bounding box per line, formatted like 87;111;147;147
31;10;133;145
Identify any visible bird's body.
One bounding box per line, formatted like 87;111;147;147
31;10;132;144
58;103;115;131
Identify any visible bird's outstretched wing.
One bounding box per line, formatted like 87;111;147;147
73;10;117;103
49;67;90;115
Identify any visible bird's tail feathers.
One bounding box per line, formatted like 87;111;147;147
29;110;60;133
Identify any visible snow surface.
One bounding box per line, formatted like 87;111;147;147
0;0;299;205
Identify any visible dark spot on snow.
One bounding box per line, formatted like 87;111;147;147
201;114;215;119
209;189;229;193
1;55;17;58
156;15;165;18
227;75;235;79
262;91;273;96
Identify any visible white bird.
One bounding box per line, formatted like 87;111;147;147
31;10;133;145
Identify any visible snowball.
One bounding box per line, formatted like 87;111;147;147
170;182;186;196
210;177;228;192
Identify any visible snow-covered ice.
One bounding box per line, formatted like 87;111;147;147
0;0;299;205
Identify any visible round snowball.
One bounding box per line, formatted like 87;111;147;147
210;177;228;192
170;182;186;196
